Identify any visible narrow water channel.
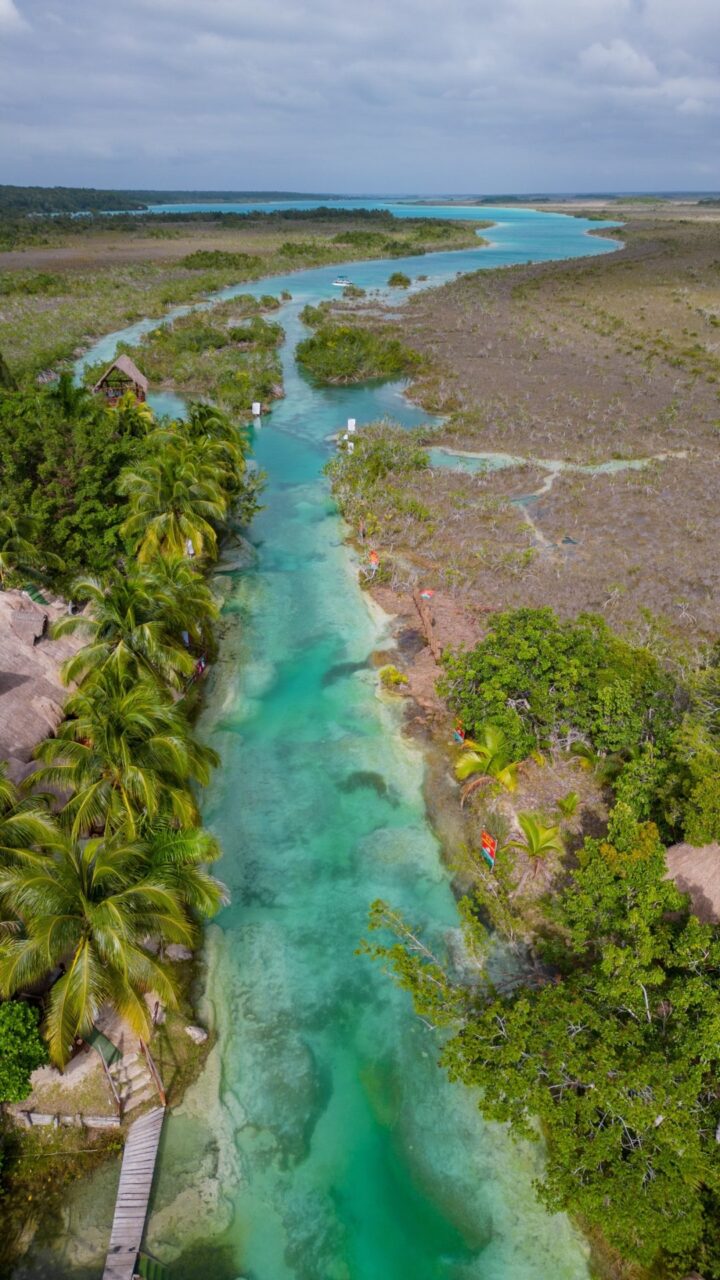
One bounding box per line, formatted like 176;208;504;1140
17;207;619;1280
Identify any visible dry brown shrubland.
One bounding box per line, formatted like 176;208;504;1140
352;212;720;640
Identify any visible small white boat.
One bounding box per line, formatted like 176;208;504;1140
332;275;352;288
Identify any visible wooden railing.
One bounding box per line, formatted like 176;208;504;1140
139;1039;167;1106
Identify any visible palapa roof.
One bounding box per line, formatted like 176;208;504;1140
665;842;720;924
92;353;148;393
0;589;85;780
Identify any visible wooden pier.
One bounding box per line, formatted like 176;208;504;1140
103;1106;165;1280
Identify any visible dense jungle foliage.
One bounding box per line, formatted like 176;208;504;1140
0;366;264;586
367;804;720;1277
440;607;720;846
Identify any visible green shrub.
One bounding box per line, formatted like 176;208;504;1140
388;272;411;288
379;664;408;688
0;1001;48;1103
0;271;66;297
179;250;257;272
299;302;332;327
439;607;678;760
296;323;422;384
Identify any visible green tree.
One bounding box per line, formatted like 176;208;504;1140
0;376;146;582
53;570;199;690
119;438;227;562
506;811;564;878
142;553;221;650
439;607;677;759
368;812;720;1275
34;668;218;838
0;763;63;862
0;512;42;587
0;830;224;1065
0;1000;48;1101
455;724;521;793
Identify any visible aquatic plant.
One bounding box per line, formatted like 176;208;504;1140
296;322;423;384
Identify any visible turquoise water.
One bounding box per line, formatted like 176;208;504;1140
26;210;619;1280
427;446;654;475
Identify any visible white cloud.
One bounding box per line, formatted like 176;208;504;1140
1;0;718;189
579;38;658;83
0;0;26;29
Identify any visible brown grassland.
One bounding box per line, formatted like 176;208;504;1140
0;210;481;378
343;208;720;641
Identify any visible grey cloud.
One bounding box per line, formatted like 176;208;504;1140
0;0;718;190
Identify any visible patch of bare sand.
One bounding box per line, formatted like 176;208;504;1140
370;584;483;716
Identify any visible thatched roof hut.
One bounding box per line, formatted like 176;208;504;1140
92;354;148;404
665;842;720;925
0;589;84;781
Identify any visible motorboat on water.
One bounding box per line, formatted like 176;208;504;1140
332;275;352;288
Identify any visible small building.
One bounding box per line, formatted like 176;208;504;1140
92;354;148;405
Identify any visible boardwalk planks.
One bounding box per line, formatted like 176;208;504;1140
103;1106;165;1280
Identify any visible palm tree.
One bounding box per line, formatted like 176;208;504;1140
0;512;42;587
148;424;243;497
141;824;227;920
186;401;246;448
507;812;564;881
569;741;625;785
455;724;521;799
144;554;220;650
0;831;220;1065
114;389;154;430
119;439;227;562
34;668;219;839
53;571;197;690
0;764;64;864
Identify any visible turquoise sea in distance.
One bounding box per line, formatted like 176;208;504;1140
16;206;620;1280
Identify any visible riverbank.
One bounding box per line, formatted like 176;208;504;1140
0;209;485;379
4;206;621;1280
330;209;720;642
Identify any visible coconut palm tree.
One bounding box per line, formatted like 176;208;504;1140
144;554;220;651
141;824;228;920
0;764;64;865
185;401;246;448
507;812;564;881
119;440;227;562
455;724;521;799
148;425;243;498
53;571;197;690
0;832;204;1065
34;668;219;839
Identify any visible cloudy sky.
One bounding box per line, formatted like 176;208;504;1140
1;0;718;193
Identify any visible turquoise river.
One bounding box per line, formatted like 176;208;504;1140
16;205;620;1280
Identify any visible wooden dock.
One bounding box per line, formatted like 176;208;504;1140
103;1106;165;1280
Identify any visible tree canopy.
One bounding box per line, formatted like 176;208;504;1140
367;807;720;1276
